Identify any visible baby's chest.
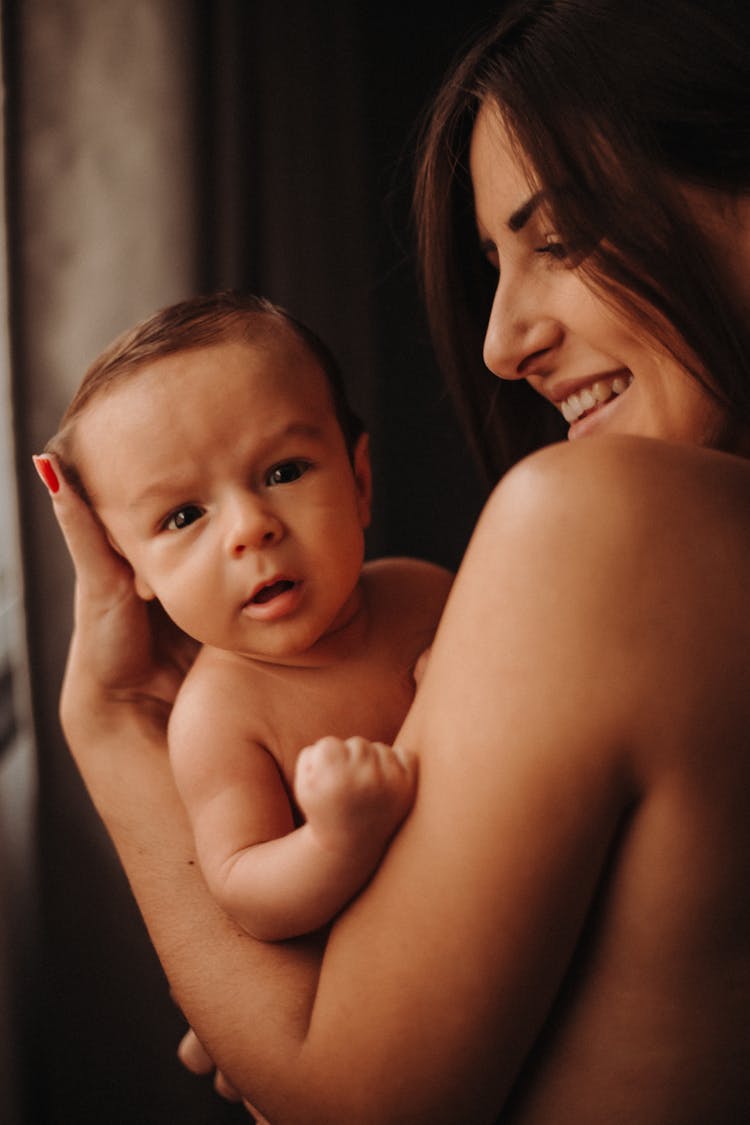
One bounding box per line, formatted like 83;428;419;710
269;663;415;780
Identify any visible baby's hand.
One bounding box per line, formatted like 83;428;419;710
294;736;417;857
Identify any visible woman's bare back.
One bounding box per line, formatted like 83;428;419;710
310;435;750;1123
470;437;750;1122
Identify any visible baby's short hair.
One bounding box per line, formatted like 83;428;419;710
47;291;364;482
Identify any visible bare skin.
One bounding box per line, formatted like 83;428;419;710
62;334;451;942
36;76;750;1125
169;558;446;940
39;431;750;1123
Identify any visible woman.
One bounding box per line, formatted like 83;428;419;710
36;1;750;1121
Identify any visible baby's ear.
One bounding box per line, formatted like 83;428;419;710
104;528;156;601
133;573;157;602
352;432;372;530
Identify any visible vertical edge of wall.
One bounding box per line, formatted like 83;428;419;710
3;1;208;1120
0;15;38;1123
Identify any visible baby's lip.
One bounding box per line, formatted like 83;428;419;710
241;576;304;623
245;576;297;606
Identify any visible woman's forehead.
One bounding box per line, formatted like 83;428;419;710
469;102;539;232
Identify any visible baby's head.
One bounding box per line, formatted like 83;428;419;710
47;292;373;660
50;291;364;487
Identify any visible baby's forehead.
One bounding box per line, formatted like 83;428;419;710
95;324;324;401
69;321;340;485
74;330;335;447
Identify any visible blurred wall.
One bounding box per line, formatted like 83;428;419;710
0;56;35;1118
6;3;241;1121
5;2;493;1121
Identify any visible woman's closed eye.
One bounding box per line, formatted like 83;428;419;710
479;239;499;273
535;235;567;260
265;459;312;487
163;504;205;531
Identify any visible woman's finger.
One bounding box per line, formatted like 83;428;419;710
34;452;166;699
33;453;134;601
213;1069;244;1103
178;1029;264;1115
243;1099;272;1123
177;1027;215;1075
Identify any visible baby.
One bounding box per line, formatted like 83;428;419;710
42;291;452;941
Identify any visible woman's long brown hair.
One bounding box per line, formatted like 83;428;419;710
415;0;750;485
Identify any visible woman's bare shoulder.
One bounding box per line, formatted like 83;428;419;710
498;435;750;520
463;434;750;773
434;435;750;765
481;436;750;573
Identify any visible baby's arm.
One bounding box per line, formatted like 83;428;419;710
292;733;417;908
169;680;416;941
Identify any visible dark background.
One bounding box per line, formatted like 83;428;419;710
5;3;499;1121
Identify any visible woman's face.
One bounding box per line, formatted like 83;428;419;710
469;102;734;446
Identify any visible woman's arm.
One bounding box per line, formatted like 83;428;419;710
37;444;643;1123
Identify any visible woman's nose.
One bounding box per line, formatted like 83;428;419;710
225;494;284;556
482;282;563;381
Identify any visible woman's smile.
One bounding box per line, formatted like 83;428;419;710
557;371;633;426
469;102;734;448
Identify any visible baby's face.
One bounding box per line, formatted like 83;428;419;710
72;332;371;662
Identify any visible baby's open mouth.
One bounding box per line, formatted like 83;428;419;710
251;579;296;605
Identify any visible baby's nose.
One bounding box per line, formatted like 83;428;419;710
226;496;283;555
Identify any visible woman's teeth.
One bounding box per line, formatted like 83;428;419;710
561;374;633;424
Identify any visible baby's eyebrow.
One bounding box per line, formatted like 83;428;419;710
275;421;325;442
125;420;327;510
126;478;180;510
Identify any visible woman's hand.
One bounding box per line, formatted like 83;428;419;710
178;1026;243;1104
34;452;313;1120
33;454;198;744
35;453;311;1118
178;1027;271;1122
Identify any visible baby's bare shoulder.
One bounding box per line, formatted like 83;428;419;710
359;558;452;676
169;646;273;755
362;557;453;613
177;645;264;704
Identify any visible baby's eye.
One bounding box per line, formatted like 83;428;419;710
164;504;204;531
265;460;311;487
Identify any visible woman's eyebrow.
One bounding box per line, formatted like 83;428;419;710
508;191;545;232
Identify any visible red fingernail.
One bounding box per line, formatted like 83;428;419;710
33;456;60;494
